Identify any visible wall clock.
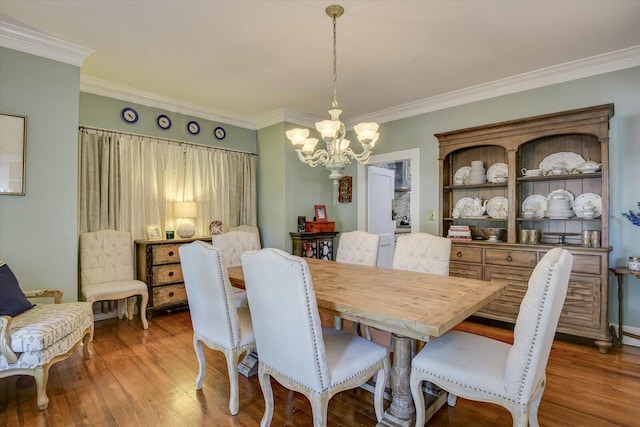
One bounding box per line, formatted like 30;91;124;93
157;115;172;130
121;107;138;123
187;121;200;135
214;126;226;140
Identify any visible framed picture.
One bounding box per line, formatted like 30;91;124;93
314;205;327;222
146;224;162;240
0;113;27;195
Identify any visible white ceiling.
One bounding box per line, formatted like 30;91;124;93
2;1;640;129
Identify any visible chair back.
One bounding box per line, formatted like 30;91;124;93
336;230;379;266
79;230;135;288
212;231;261;267
504;247;573;403
241;248;329;392
179;241;242;349
229;225;261;246
392;233;452;275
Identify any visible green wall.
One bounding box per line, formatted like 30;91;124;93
0;47;81;302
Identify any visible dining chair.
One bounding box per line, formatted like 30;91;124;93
392;232;452;275
211;230;261;306
410;247;573;427
229;225;261;247
241;248;390;427
79;229;149;330
335;230;380;333
178;241;256;415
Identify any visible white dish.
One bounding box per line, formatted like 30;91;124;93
539;152;585;173
486;162;508;183
486;196;508;219
454;197;489;218
547;189;575;204
453;166;471;185
522;195;547;218
573;193;602;218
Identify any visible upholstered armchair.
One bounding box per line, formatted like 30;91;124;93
410;248;573;427
179;241;256;415
0;261;93;410
241;248;389;427
79;230;149;329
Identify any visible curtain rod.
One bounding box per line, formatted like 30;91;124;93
79;125;257;157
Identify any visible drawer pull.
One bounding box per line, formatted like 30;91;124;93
169;271;174;277
456;251;463;258
169;291;174;297
168;251;174;256
506;255;513;262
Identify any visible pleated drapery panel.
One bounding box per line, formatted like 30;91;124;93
79;128;257;241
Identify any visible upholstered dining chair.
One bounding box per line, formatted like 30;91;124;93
79;229;149;329
410;247;573;427
392;232;452;275
241;248;389;427
335;230;380;332
211;230;261;307
229;225;261;247
1;261;94;410
179;241;256;415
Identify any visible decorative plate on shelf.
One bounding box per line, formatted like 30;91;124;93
522;195;547;218
539;152;585;173
486;162;508;183
453;166;471;185
573;193;602;218
547;189;575;204
486;196;508;219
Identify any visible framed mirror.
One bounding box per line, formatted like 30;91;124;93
0;113;27;195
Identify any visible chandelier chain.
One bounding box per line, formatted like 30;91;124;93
332;13;338;109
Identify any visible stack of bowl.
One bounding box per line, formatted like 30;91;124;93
468;160;486;185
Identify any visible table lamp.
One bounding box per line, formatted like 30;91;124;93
174;201;197;238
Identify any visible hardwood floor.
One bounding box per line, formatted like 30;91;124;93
1;309;639;426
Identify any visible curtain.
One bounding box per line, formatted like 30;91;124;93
79;128;257;240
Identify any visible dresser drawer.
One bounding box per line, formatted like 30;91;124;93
449;262;483;280
151;244;182;265
450;245;483;264
152;284;187;308
538;251;602;275
485;249;537;268
152;264;184;285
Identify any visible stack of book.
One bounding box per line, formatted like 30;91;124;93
447;225;472;241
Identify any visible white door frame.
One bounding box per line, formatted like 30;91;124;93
357;148;420;233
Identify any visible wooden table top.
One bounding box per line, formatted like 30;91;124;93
228;258;506;342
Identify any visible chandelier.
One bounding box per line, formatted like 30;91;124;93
286;4;379;182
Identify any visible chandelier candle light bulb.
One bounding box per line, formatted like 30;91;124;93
286;4;379;182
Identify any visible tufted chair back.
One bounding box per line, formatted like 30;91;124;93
336;230;379;266
212;231;261;267
80;230;135;286
242;248;329;392
392;233;452;275
228;225;261;246
505;247;573;404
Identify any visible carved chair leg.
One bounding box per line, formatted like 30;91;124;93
258;365;274;427
34;365;50;410
139;291;149;329
225;349;240;415
127;297;135;320
309;391;329;427
193;337;206;389
82;329;94;359
410;376;426;427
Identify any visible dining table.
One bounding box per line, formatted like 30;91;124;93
227;257;507;427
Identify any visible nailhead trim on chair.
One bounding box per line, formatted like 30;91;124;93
216;251;238;347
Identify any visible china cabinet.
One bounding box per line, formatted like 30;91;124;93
436;104;614;353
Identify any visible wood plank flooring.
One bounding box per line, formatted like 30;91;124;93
1;309;639;426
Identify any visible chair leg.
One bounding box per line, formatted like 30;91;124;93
34;365;50;410
447;392;457;406
374;360;389;421
258;364;274;427
82;328;94;359
193;337;206;389
334;316;343;330
309;391;329;427
528;378;545;427
225;349;241;415
127;297;135;320
410;375;426;427
139;291;149;329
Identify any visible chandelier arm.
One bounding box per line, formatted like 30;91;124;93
339;146;372;164
295;148;330;167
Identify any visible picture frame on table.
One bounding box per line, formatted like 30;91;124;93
314;205;327;222
146;224;162;240
0;113;27;195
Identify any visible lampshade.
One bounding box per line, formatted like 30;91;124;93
174;201;197;218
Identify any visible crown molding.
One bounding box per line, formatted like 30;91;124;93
80;75;256;130
0;20;93;66
348;45;640;126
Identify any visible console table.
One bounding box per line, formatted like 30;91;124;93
290;231;338;260
609;267;640;347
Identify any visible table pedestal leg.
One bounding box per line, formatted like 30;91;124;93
378;334;415;426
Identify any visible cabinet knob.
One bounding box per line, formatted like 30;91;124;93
169;251;174;256
506;255;513;262
456;251;463;258
169;271;174;277
168;291;174;297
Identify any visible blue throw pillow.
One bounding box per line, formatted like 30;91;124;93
0;261;34;316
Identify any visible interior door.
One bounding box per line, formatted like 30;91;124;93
367;166;395;268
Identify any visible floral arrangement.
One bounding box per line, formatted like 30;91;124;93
622;202;640;227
